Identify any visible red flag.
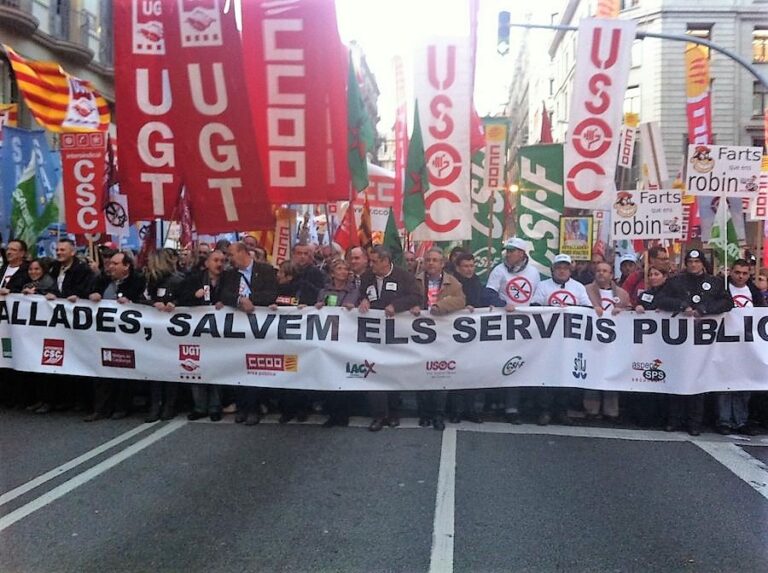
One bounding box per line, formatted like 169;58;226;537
113;1;183;220
136;221;157;269
241;0;348;204
61;132;107;235
333;201;360;253
163;0;273;233
540;102;554;143
171;189;194;247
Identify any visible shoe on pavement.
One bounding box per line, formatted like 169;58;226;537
504;413;520;425
387;417;400;428
83;412;106;422
433;418;446;431
737;425;758;436
222;403;237;414
234;412;246;424
209;412;222;422
187;411;207;421
369;418;385;432
688;425;702;437
418;417;431;428
278;413;293;424
449;415;462;424
245;413;261;426
322;417;336;428
111;411;128;420
26;401;44;412
537;413;551;426
716;425;732;435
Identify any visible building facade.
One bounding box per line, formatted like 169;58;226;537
509;0;767;182
0;0;114;130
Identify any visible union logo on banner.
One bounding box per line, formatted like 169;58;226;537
179;0;222;47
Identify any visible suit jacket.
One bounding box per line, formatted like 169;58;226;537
49;258;94;298
415;271;466;315
357;265;421;312
219;263;278;308
91;271;146;303
177;270;225;306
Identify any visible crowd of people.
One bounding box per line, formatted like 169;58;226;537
1;235;767;436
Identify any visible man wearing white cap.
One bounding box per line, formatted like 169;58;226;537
486;237;541;423
531;253;591;308
487;238;541;309
531;253;592;425
616;253;638;288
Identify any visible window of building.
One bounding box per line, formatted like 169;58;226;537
624;85;641;116
620;0;640;9
631;39;643;68
754;82;768;117
754;27;768;63
753;136;766;151
549;78;554;97
686;24;712;59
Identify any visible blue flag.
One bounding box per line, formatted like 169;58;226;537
0;126;61;244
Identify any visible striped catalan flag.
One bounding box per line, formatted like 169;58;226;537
3;45;110;132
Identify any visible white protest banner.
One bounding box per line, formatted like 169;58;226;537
686;144;762;197
617;112;639;169
748;156;768;221
2;295;768;395
412;36;473;241
564;18;636;209
611;189;683;240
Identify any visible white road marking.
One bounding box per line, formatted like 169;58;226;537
692;441;768;500
429;427;457;573
0;422;157;507
0;420;186;532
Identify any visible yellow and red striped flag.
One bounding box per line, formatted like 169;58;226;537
3;45;110;132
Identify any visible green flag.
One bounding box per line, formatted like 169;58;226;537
348;55;374;192
383;207;404;267
11;155;58;247
403;103;428;233
709;198;740;265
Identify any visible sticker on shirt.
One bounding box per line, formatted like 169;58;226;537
702;282;711;291
238;277;251;298
732;295;753;308
640;293;654;303
692;295;701;303
385;282;398;291
600;298;616;312
548;290;576;307
366;285;378;301
505;277;532;303
157;288;167;297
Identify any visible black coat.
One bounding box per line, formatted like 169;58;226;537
49;258;93;298
637;280;688;312
219;263;278;308
668;272;734;315
91;271;146;303
0;261;30;293
177;270;225;306
357;265;421;312
454;273;505;307
145;271;185;304
294;264;327;305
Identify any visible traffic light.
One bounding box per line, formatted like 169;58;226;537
497;11;511;55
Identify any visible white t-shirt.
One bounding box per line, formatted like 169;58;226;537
486;262;541;305
729;284;753;308
531;278;592;308
1;265;19;289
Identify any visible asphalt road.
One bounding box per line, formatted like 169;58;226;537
2;409;768;573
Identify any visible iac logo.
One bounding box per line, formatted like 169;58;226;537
346;361;376;378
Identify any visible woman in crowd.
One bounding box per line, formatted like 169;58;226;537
315;258;358;427
144;249;185;422
21;258;57;296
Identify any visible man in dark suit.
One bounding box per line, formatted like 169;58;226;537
48;239;93;301
0;239;30;294
222;242;278;425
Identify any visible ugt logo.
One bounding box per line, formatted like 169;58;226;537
572;352;587;380
346;360;376;378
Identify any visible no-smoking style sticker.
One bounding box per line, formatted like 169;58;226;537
505;277;533;303
548;290;576;307
732;295;753;308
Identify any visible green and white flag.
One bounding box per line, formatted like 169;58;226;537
708;198;740;265
11;154;58;246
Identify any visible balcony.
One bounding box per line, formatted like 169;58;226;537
0;0;39;37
